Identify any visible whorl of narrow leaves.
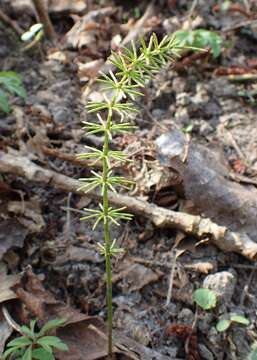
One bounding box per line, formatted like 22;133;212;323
79;33;182;238
78;33;183;355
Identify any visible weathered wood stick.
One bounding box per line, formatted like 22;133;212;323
1;151;257;260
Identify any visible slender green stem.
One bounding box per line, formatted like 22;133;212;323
102;107;113;356
79;34;184;357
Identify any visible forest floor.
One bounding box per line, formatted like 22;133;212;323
1;0;257;359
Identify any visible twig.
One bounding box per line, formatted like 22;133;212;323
185;307;198;356
165;249;177;306
0;9;23;36
226;129;246;160
31;0;56;40
222;18;257;32
64;193;72;242
121;2;155;46
227;74;257;82
239;267;255;306
1;151;257;260
2;306;23;335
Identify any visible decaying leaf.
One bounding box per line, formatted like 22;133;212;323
77;59;104;82
0;219;28;260
7;199;45;234
0;262;19;303
65;7;117;50
113;263;163;293
13;268;87;324
156;130;257;243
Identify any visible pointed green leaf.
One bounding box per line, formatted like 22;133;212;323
32;348;54;360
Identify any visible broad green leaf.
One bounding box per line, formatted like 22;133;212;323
216;319;231;332
32;348;54;360
3;346;21;358
21;345;32;360
249;347;257;360
230;314;250;326
0;89;9;113
38;319;66;336
37;336;68;351
0;71;26;99
193;288;217;310
7;336;32;348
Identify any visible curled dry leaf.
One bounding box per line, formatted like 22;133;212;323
156;130;257;243
0;262;19;303
13;267;87;324
77;59;104;82
0;219;28;261
7;200;45;234
65;7;117;50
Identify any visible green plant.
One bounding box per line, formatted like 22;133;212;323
193;288;217;310
3;319;68;360
0;71;26;113
249;344;257;360
21;23;44;50
78;33;184;355
216;313;250;332
193;288;250;336
174;29;222;58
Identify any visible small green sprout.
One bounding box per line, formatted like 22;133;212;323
0;71;26;113
21;23;44;50
174;29;222;58
193;288;217;310
249;344;257;360
3;319;68;360
216;313;250;332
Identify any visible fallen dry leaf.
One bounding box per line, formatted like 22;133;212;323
0;262;19;303
65;7;116;50
56;317;107;360
7;199;45;234
13;268;87;324
0;219;28;260
114;263;163;293
77;59;104;82
156;130;257;242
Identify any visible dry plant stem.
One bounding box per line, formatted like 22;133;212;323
1;151;257;260
0;9;23;36
2;306;23;335
31;0;56;40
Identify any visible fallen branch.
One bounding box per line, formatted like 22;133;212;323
1;151;257;260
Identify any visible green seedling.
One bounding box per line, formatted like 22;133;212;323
249;345;257;360
216;313;250;332
193;288;217;310
21;23;44;51
3;319;68;360
78;33;185;356
0;71;26;113
174;29;222;58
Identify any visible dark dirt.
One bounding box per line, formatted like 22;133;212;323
1;0;257;359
